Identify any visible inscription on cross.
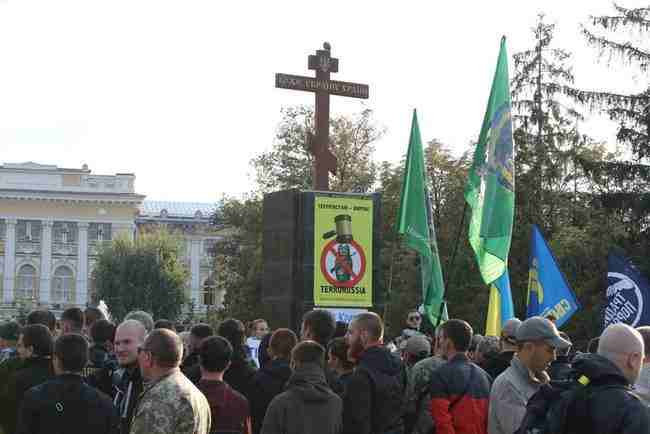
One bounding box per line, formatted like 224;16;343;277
275;42;369;191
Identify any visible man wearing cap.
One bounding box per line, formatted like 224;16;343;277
482;318;521;379
0;322;20;364
488;316;570;434
403;335;431;371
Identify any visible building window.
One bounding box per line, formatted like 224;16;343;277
52;266;75;304
54;222;77;244
202;277;217;306
15;264;38;301
89;223;112;242
17;220;41;242
88;275;97;304
203;239;218;257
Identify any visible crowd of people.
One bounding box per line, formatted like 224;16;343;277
0;306;648;434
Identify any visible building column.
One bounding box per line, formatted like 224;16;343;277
3;219;16;304
39;220;53;305
190;239;201;306
77;223;89;307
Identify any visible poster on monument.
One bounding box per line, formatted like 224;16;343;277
313;195;373;307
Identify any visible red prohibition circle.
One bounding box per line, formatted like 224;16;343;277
320;239;367;288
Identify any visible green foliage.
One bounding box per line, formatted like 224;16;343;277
251;105;384;193
211;196;267;323
94;230;188;322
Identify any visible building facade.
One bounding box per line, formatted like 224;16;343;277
0;162;223;319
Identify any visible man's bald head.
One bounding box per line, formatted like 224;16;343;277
116;320;147;340
598;323;645;383
114;320;147;367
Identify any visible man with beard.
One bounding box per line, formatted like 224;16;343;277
112;320;147;434
343;312;407;434
488;316;570;434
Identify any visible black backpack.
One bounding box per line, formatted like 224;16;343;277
515;378;630;434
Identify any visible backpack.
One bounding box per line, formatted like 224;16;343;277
514;377;630;434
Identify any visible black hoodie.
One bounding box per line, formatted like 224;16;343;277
251;358;292;434
343;345;407;434
261;363;342;434
546;353;649;434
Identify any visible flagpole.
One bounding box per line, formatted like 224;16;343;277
435;202;468;327
383;233;398;327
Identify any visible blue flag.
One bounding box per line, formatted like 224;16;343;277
605;252;650;328
527;225;580;328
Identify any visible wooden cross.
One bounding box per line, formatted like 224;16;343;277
276;42;369;191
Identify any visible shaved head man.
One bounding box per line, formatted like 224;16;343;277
545;323;650;433
114;320;146;368
112;319;147;434
598;323;645;384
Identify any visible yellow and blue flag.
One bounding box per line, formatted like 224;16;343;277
527;225;580;328
485;270;515;336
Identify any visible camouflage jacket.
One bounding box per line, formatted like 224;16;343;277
406;356;445;434
129;369;211;434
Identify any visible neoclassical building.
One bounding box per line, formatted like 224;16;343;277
0;162;224;319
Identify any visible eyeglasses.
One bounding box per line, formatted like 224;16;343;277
408;316;421;322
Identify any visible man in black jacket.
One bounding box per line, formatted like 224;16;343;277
16;333;119;434
6;324;55;434
86;319;118;396
112;319;146;434
545;323;649;434
181;323;214;383
343;312;407;434
251;328;297;434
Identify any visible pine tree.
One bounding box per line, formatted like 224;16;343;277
571;4;650;159
510;14;584;231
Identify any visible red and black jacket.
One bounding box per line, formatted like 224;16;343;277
429;353;492;434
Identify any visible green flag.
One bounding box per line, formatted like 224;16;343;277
396;110;447;325
465;37;515;285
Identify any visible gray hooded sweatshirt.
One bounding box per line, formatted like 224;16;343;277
261;363;342;434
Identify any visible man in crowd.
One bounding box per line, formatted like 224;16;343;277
112;320;147;434
154;319;175;331
261;341;342;434
16;333;119;434
327;337;354;393
84;306;107;336
392;310;423;352
635;326;650;406
482;318;520;379
130;329;211;434
198;336;251;434
26;309;57;334
0;321;19;364
86;319;118;396
301;309;341;393
251;329;297;434
548;331;573;382
247;319;270;368
402;335;431;379
181;323;214;383
429;319;492;434
488;316;570;434
61;307;85;335
124;311;154;334
546;323;649;433
406;326;445;434
5;324;55;434
343;312;407;434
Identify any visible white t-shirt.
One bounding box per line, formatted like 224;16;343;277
246;336;262;368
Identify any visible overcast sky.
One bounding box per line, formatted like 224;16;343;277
0;0;646;203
